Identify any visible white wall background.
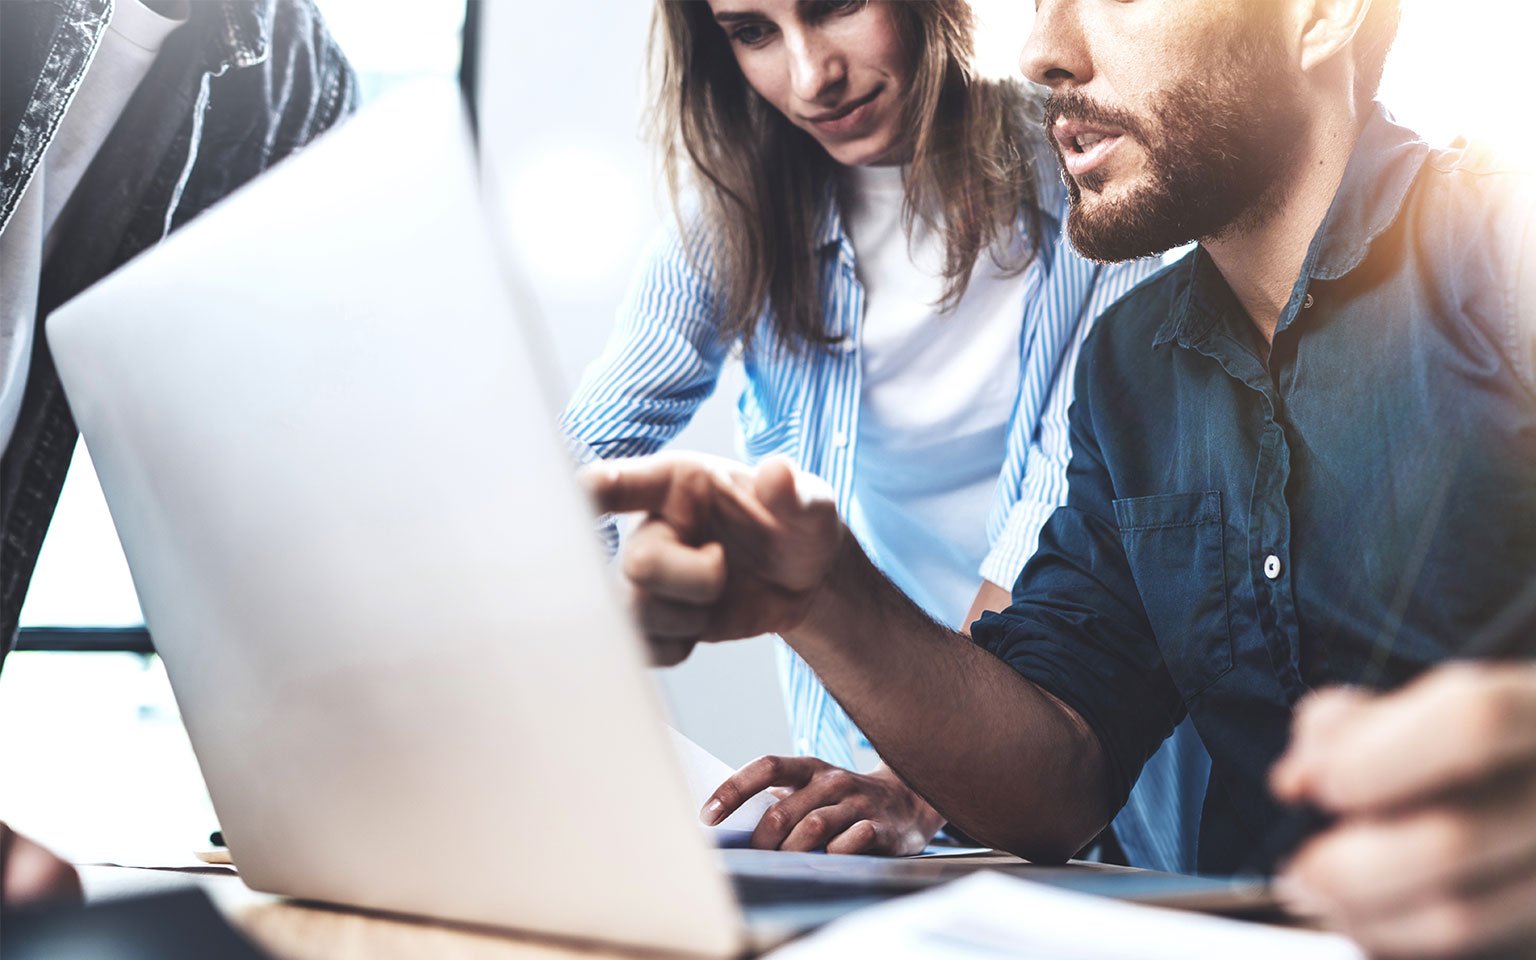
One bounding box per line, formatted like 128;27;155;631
475;0;788;767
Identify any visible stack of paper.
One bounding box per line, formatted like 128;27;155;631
767;871;1364;959
668;728;779;845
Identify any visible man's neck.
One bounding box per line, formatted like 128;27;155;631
1203;102;1365;346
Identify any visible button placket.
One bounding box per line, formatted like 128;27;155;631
1248;397;1307;699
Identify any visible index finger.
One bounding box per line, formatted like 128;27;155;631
1298;664;1536;813
579;458;684;516
702;755;819;826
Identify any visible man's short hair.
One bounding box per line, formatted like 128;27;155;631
1355;0;1402;104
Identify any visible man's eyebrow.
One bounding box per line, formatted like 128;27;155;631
712;10;764;23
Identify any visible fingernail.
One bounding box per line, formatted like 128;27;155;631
701;799;724;826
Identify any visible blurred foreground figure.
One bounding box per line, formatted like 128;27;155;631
595;0;1536;956
0;0;355;906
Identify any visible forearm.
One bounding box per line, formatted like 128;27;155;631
784;536;1113;862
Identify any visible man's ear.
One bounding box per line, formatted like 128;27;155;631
1295;0;1373;77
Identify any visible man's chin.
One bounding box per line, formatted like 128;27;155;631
1065;190;1186;264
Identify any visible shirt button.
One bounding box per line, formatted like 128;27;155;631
832;431;849;448
1302;293;1315;309
1263;554;1282;580
839;336;856;353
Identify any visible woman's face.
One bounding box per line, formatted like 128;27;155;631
706;0;913;167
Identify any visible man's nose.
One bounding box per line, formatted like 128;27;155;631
1021;0;1090;90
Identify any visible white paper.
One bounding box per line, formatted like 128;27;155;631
766;871;1365;960
668;727;778;843
909;845;995;858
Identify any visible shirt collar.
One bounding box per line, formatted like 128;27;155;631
814;180;847;254
1308;103;1430;281
1152;249;1228;349
1154;104;1431;348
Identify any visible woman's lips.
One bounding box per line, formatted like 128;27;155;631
1052;117;1127;180
806;87;882;138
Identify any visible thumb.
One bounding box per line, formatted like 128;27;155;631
749;457;841;590
754;456;836;522
754;457;804;519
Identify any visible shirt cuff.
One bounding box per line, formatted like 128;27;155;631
978;498;1060;592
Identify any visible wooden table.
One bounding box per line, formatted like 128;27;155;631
78;852;1281;959
80;865;676;959
79;854;1042;960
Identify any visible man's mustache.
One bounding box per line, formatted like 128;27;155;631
1042;91;1150;151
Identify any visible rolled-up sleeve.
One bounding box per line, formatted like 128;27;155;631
970;338;1184;815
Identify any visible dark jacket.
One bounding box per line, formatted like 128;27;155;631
0;0;357;655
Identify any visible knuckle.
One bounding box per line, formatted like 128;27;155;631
1421;899;1481;956
848;820;878;848
819;768;853;792
1458;688;1514;763
1422;810;1476;866
713;785;741;809
1437;662;1492;705
800;811;828;835
1289;839;1345;896
757;755;784;779
681;466;714;500
1289;828;1374;903
623;582;647;617
699;543;728;591
761;807;792;835
621;538;663;583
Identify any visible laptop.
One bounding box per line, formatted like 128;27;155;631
45;83;1262;956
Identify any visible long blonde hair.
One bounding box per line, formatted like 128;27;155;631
650;0;1042;351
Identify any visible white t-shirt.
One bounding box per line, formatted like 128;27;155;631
839;163;1029;628
0;0;187;456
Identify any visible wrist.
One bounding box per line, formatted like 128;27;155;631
871;764;947;836
785;529;866;649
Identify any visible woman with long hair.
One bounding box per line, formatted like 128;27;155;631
563;0;1198;863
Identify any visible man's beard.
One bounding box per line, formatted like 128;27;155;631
1045;36;1308;263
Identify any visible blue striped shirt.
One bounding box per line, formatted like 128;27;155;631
561;165;1206;872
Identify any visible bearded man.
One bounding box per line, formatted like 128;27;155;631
591;0;1536;956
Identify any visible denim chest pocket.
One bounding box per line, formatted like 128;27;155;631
1112;491;1235;697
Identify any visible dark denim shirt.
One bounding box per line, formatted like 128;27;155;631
0;0;356;653
972;106;1536;875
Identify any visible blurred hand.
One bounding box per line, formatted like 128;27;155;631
703;757;945;855
583;453;845;666
1271;663;1536;958
1;822;82;907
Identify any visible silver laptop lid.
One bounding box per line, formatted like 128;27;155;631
46;82;744;958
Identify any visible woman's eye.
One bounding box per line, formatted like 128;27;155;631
729;22;773;46
812;0;866;18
